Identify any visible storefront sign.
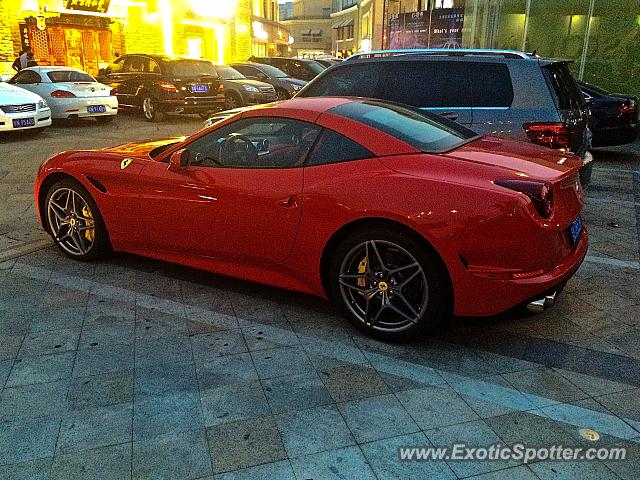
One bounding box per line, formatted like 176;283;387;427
65;0;111;14
388;8;464;49
19;23;30;51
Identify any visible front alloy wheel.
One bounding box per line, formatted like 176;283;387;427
142;96;164;122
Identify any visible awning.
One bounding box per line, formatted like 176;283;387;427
342;19;354;27
332;19;346;29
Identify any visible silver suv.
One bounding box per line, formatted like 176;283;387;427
296;49;593;185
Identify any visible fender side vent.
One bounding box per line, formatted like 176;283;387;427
86;176;107;193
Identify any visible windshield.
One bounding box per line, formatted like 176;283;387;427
329;100;478;153
215;65;245;80
47;71;95;83
253;64;288;78
164;60;218;78
307;61;326;75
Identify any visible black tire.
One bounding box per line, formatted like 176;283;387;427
328;226;451;340
224;92;243;110
44;178;111;261
95;116;115;124
141;95;164;122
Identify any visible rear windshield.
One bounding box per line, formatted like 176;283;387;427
47;71;95;83
215;65;245;80
164;60;218;78
253;64;288;78
305;61;326;75
330;100;478;153
543;63;585;110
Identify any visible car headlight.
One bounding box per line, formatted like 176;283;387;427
243;85;260;93
38;99;49;109
292;84;302;91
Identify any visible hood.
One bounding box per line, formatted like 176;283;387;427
225;78;272;89
102;137;187;156
444;136;583;181
282;77;307;88
0;82;45;104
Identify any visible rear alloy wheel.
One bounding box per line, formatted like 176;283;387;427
142;96;164;122
224;93;242;110
45;179;110;260
329;228;449;340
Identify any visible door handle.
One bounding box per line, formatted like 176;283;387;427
440;111;459;121
276;196;297;208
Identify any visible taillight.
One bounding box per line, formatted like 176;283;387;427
218;83;224;92
50;90;76;98
523;122;571;150
158;81;178;93
495;179;554;218
619;101;637;115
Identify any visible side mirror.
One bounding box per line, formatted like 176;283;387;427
168;148;190;172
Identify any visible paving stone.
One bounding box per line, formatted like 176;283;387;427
133;391;204;441
276;405;355;458
6;351;74;387
0;417;59;465
486;411;580;447
466;465;540;480
78;322;134;349
426;419;518;478
214;460;295;480
191;330;247;365
68;371;133;411
196;352;258;390
360;432;456;480
319;364;391;403
529;460;622;480
0;360;13;389
338;394;420;443
57;403;132;455
241;324;300;351
207;416;287;474
135;309;188;339
135;334;193;368
395;385;479;430
28;307;86;333
0;379;69;420
133;428;212;480
49;443;131;480
135;361;198;398
290;446;377;480
201;381;271;427
502;368;590;407
0;335;23;361
72;344;133;377
263;372;334;414
595;389;640;432
0;458;52;480
17;328;80;357
251;345;314;380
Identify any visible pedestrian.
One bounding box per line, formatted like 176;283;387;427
26;51;38;67
12;50;24;71
19;46;32;69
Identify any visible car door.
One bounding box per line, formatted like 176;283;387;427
138;116;320;264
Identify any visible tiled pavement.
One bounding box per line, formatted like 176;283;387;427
0;117;639;479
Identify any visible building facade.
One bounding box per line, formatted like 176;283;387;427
280;0;333;57
331;0;385;58
0;0;292;76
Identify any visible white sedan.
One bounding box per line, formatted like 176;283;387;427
9;66;118;122
0;82;52;132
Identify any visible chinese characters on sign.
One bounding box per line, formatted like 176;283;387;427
65;0;111;14
388;8;464;49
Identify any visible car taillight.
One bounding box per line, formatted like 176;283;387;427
523;122;571;150
619;101;637;115
495;179;554;218
158;82;178;93
51;90;76;98
218;84;224;92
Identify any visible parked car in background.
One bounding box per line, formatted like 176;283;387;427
97;54;225;122
247;56;325;82
211;65;277;110
9;67;117;123
297;49;593;185
0;82;51;132
229;63;307;99
314;58;341;68
578;80;639;147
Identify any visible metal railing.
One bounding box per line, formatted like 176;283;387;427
345;49;530;61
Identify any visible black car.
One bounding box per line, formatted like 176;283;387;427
247;56;325;82
297;49;593;185
579;81;639;147
212;65;277;109
98;54;225;122
230;62;307;99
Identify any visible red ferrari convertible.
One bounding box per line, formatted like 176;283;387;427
35;97;587;339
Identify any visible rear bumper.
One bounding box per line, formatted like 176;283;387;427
50;96;118;119
158;96;225;113
591;124;639;147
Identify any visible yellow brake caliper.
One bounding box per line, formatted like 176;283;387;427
357;257;368;287
82;206;95;242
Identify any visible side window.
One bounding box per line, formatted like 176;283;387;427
467;63;514;108
123;56;146;73
381;62;472;108
300;64;383;97
106;58;125;75
306;129;372;166
186;118;321;169
148;58;161;74
11;70;41;84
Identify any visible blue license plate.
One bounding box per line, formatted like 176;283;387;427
191;85;208;93
570;216;583;245
88;105;106;113
12;118;35;128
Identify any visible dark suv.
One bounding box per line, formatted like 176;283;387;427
98;54;225;122
247;56;326;82
297;49;593;185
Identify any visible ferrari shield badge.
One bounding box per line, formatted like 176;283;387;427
120;158;133;170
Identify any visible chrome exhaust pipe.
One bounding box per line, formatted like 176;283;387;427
526;291;557;313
